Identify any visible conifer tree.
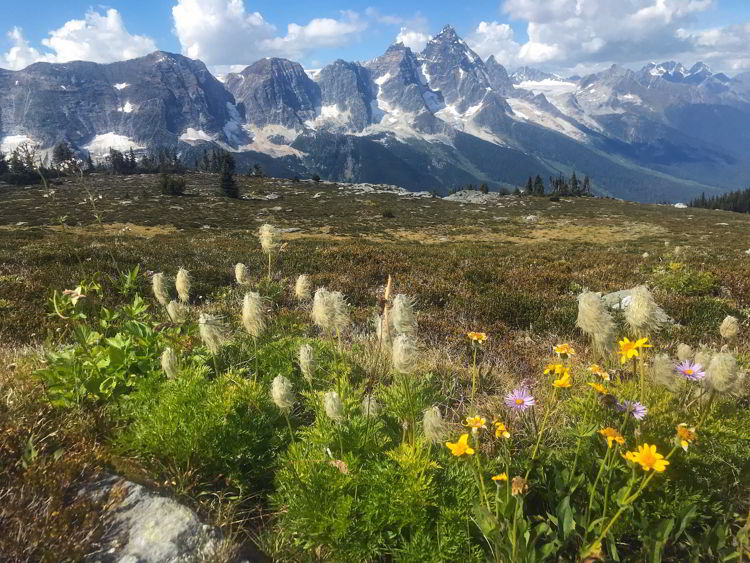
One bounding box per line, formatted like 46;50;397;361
219;151;238;198
533;175;545;195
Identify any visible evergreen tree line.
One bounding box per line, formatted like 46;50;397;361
689;187;750;214
524;172;592;196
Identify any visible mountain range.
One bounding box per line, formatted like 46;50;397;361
2;25;749;202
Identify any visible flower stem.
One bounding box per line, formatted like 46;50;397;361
526;387;557;479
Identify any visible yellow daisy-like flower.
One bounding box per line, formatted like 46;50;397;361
588;364;610;381
626;443;670;472
468;331;488;344
554;343;576;357
494;421;511;439
587;382;607;394
464;416;487;430
553;370;572;388
676;424;697;451
618;337;651;364
598;427;625;448
492;473;508;482
544;363;565;376
445;434;475;456
621;450;639;463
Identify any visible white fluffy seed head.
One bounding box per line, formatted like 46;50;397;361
576;291;615;356
332;291;350;334
391;294;417;336
694;347;713;372
423;406;447;444
676;343;693;362
312;288;349;334
152;272;169;306
175;268;190;303
392;334;418;374
625;285;666;336
295;274;312;301
166;300;188;324
706;352;740;393
259;224;281;255
235;263;249;285
242;292;266;338
299;344;315;384
720;315;739;341
271;375;295;412
650;353;679;391
361;395;380;418
198;313;228;355
161;347;178;379
324;391;344;423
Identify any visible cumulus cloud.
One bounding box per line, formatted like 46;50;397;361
172;0;367;68
468;0;750;74
1;9;156;70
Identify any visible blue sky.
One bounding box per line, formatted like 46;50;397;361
2;1;750;75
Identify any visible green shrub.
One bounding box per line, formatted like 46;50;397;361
158;172;187;196
653;262;718;296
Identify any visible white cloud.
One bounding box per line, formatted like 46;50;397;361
172;0;367;68
468;21;520;64
1;9;156;70
393;13;430;52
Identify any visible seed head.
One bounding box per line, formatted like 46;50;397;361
198;313;228;355
650;353;679;391
423;406;448;444
312;288;349;334
259;224;281;255
706;352;740;393
576;291;615;356
235;263;249;285
242;291;266;338
361;395;380;418
271;375;295;413
167;300;188;324
694;347;713;372
161;347;178;379
391;294;417;336
720;315;739;341
175;268;190;303
152;272;169;306
299;343;315;385
676;343;693;362
625;285;667;336
392;334;418;374
324;391;344;423
295;274;312;301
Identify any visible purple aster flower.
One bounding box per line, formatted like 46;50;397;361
505;387;536;410
675;360;705;381
616;400;648;420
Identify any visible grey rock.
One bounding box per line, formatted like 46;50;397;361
316;60;376;131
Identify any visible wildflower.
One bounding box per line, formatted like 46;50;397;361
625;286;667;336
271;375;295;413
553;370;572;388
324;391;344;423
599;427;625;448
235;263;249;285
492;473;508;482
258;223;281;254
423;406;448;444
295;274;312;301
616;400;648;420
175;268;190;303
676;424;697;451
299;344;315;385
720;315;739;341
554;343;576;358
706;352;740;393
198;313;228;355
312;288;336;332
332;292;350;334
576;291;616;356
166;300;187;324
544;363;564;376
676;360;705;381
392;294;418;336
618;337;651;364
445;433;474;456
626;443;669;472
622;450;639;463
588;382;607;394
161;347;178;379
588;364;610;381
505;387;536;410
392;334;418;374
361;395;380;418
152;272;169;306
467;331;487;344
242;292;266;339
651;354;680;391
494;421;510;439
62;286;85;305
511;476;528;495
676;343;693;362
464;416;487;431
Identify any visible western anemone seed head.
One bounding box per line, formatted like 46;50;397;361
198;313;228;355
166;300;188;324
625;285;667;336
235;263;249;285
242;292;266;338
332;291;350;333
391;294;418;336
312;288;336;332
706;352;740;393
650;353;680;391
676;343;693;362
295;274;312;301
299;343;315;385
161;347;178;379
361;395;380;418
271;375;295;413
694;347;713;372
392;334;418;374
258;224;281;255
423;406;448;444
576;291;616;356
324;391;344;423
175;268;190;303
720;315;739;341
152;272;169;306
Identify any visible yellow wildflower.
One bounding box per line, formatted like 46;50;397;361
587;382;607;394
445;434;475;456
676;424;697;451
618;337;651;364
553;370;572;388
494;421;511;439
464;416;487;430
468;331;488;344
554;343;576;357
588;364;610;381
544;363;565;375
626;443;669;472
492;473;508;482
598;427;625;448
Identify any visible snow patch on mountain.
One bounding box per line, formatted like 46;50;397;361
507;98;587;141
242;124;306;158
117;101;135;113
113;83;129;90
1;134;35;153
85;133;143;156
179;128;214;143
